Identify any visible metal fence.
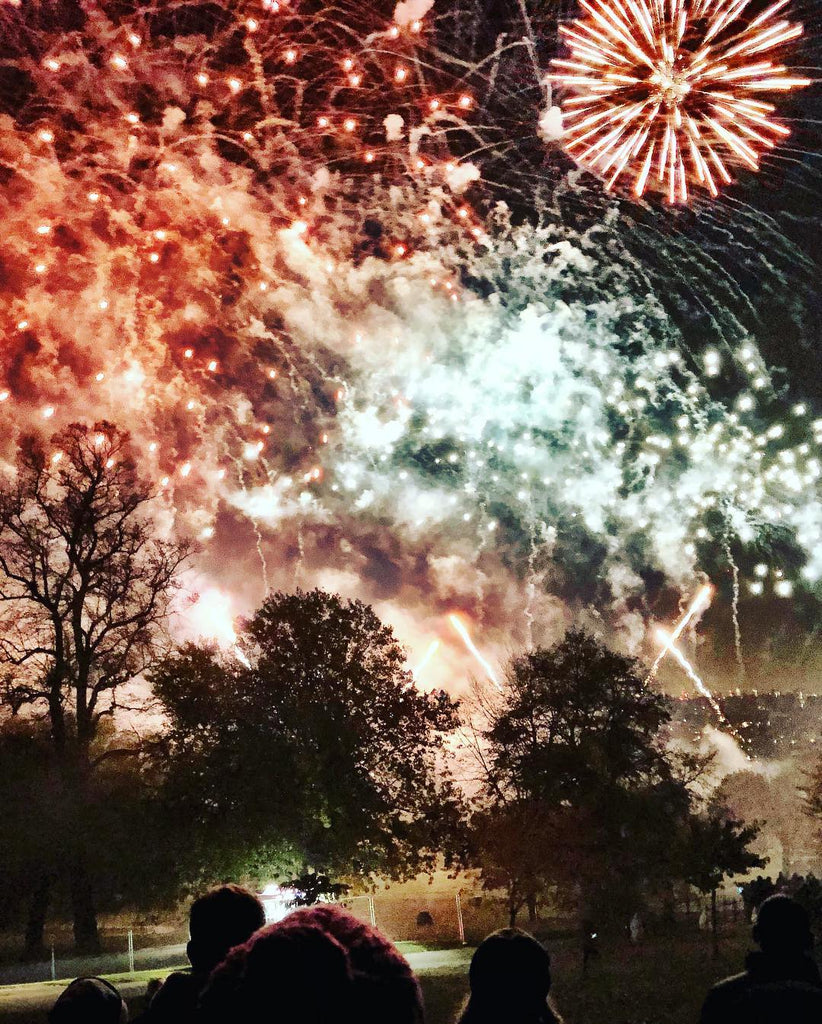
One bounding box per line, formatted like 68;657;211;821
0;891;747;987
0;926;189;987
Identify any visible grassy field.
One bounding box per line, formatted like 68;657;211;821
0;929;758;1024
420;931;752;1024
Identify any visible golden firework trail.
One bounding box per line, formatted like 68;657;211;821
448;614;503;691
656;626;749;752
655;626;722;710
646;583;713;682
547;0;811;201
414;639;441;678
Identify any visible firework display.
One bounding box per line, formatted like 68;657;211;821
548;0;810;200
0;0;818;701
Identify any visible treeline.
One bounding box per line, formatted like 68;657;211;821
1;423;819;960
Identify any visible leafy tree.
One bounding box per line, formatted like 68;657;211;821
0;423;188;952
288;873;350;906
680;806;764;956
716;769;813;875
0;712;178;959
470;802;565;926
152;589;465;891
471;628;698;926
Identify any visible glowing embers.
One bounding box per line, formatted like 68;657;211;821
548;0;810;202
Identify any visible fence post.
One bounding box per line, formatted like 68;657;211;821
50;945;56;982
367;896;376;929
128;929;135;974
456;891;466;945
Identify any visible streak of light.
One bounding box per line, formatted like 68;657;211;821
448;613;502;691
646;583;713;682
656;627;749;754
414;639;441;678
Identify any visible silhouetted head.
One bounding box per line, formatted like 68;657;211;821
187;884;266;975
199;904;423;1024
754;894;813;956
461;928;556;1023
48;977;128;1024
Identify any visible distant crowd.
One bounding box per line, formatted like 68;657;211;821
47;886;822;1024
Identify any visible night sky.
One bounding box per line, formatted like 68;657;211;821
0;0;819;703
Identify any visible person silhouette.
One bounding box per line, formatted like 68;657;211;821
700;893;822;1023
146;884;266;1022
456;928;563;1024
198;903;423;1024
49;977;128;1024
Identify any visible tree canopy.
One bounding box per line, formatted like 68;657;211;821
152;589;465;890
470;628;714;925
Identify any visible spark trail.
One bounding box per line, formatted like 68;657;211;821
0;0;817;689
415;639;441;678
449;614;502;691
656;626;748;751
724;536;746;680
646;584;713;682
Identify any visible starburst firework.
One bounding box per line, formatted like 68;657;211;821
548;0;811;201
0;0;817;689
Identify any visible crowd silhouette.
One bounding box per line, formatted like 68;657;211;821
45;889;822;1024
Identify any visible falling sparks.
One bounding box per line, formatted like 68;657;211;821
656;626;748;753
0;0;816;697
650;585;748;751
549;0;810;200
448;614;502;691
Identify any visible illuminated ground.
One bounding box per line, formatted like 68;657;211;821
0;930;765;1023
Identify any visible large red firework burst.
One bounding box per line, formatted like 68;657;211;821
548;0;811;202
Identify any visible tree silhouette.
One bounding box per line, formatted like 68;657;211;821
152;589;465;890
680;806;763;956
471;628;696;926
0;422;188;953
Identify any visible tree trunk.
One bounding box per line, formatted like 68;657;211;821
71;854;100;954
508;888;520;927
22;871;52;961
710;888;719;959
527;893;537;925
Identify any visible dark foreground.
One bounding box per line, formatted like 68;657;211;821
0;931;757;1024
424;932;753;1024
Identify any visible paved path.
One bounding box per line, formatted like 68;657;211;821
0;947;473;1019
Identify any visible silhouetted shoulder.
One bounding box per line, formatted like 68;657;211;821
701;966;822;1024
145;971;199;1022
700;894;822;1024
700;971;754;1023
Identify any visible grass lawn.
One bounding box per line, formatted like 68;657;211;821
419;930;751;1024
0;928;757;1024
